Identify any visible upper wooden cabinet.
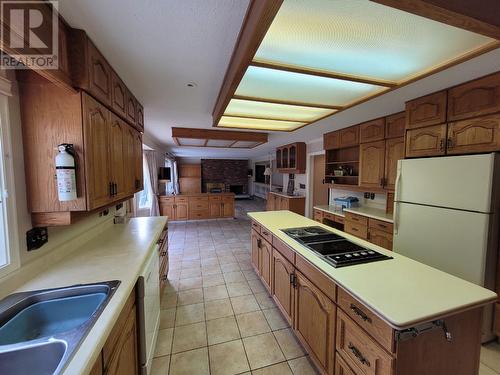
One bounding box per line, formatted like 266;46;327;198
447;115;500;155
448;72;500;121
339;125;359;147
19;77;144;226
359;140;385;189
406;91;447;129
359;118;385;143
385;111;405;139
406;123;447;158
324;131;340;150
276;142;306;173
384;137;405;190
69;29;144;133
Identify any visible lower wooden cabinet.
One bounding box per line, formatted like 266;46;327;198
345;213;393;251
405;123;447;158
369;229;393;250
335;355;357;375
294;271;336;375
251;229;272;291
271;249;295;325
267;192;305;215
159;193;234;221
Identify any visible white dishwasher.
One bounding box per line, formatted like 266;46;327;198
137;246;161;375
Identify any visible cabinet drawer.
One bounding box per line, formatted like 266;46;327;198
209;195;222;201
448;72;500;121
369;229;393;251
313;209;323;222
336;355;358;375
251;221;261;234
345;212;368;226
345;221;368;240
190;196;209;202
190;201;209;211
337;289;394;353
272;236;295;264
335;215;345;225
337;310;394;375
406;91;447;129
368;219;393;234
260;227;273;244
324;212;336;221
174;196;189;203
360;118;385;143
222;195;234;203
159;196;174;203
190;211;209;220
295;253;336;301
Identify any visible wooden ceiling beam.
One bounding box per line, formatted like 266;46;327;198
371;0;500;39
232;94;342;110
250;61;397;87
171;127;268;143
211;0;284;127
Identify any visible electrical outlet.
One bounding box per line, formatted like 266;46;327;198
299;183;306;189
364;192;370;199
370;193;375;200
26;227;48;251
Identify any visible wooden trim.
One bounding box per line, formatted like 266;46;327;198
232;94;343;110
371;0;500;39
251;60;397;87
211;0;283;127
0;75;12;96
172;127;268;142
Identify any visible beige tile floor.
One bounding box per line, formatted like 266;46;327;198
152;199;500;375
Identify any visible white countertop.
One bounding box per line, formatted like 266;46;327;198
270;191;305;199
314;205;393;223
11;217;167;375
248;211;496;329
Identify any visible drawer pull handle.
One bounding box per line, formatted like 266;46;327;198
161;251;167;256
348;343;370;367
350;304;372;323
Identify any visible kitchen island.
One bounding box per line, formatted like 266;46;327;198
249;210;495;375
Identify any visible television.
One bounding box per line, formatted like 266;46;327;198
255;165;266;183
158;167;171;180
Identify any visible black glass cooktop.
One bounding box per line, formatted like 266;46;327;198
281;226;392;268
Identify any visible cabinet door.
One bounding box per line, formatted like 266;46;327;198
266;193;275;211
109;113;127;199
359;140;385;189
175;203;188;220
133;132;144;192
360;118;385;143
123;127;136;195
384;137;404;190
289;145;297;169
406;91;447;129
127;92;137;124
294;271;335;375
83;94;112;210
448;72;500;121
272;249;294;325
324;131;340;150
260;238;272;291
87;41;112;106
282;148;289;168
111;72;127;119
339;126;359;147
369;228;393;250
105;305;138;375
222;202;234;217
385;111;405;139
136;101;144;132
163;203;175;219
336;356;356;375
251;230;260;274
209;202;222;218
405;123;447;158
276;149;282;169
447;115;500;155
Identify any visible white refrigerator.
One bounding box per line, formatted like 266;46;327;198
393;153;499;340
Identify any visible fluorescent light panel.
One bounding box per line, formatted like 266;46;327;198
177;138;205;146
219;116;305;131
235;66;386;106
224;98;336;121
254;0;493;82
206;139;235;147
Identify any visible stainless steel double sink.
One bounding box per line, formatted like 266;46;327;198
0;280;120;375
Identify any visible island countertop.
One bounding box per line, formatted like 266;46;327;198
248;211;496;330
7;216;168;375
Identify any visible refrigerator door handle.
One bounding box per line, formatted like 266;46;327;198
394;161;402;202
393;201;400;235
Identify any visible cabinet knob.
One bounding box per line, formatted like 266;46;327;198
439;139;445;152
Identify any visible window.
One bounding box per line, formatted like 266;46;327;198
0;94;19;278
137;154;153;210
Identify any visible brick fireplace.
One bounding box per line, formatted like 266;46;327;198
201;159;249;196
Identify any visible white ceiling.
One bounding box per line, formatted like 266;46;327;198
58;1;500;160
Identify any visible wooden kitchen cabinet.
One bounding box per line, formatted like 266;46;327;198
405;123;447;158
276;142;306;173
335;356;356;375
385;111;405;139
272;249;295;325
447;114;500;155
111;72;128;119
369;229;393;250
90;354;103;375
448;71;500;121
127;94;137;124
359;140;385;189
109;113;128;200
251;230;260;274
294;271;336;375
222;199;234;218
406;91;447;129
260;237;273;291
384;137;405;190
159;194;234;221
324;131;340;150
339;126;360;148
359;118;385;143
136;102;145;132
267;192;305;215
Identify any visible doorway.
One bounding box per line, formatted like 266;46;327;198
312;154;329;207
